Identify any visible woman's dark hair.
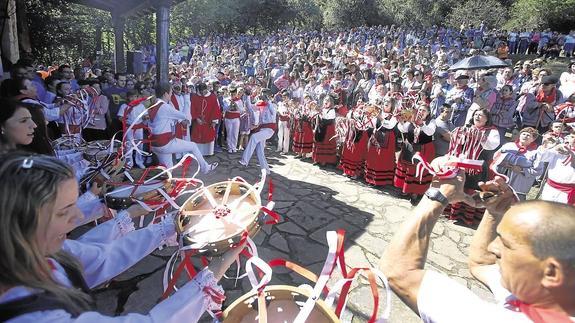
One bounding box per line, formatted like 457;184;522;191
20;103;55;156
0;98;26;146
466;107;493;127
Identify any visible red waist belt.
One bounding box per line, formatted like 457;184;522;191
279;115;290;122
225;111;241;119
254;123;277;133
151;132;175;147
546;178;575;205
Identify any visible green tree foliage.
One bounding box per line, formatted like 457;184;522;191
22;0;575;64
507;0;575;32
25;0;110;64
447;0;509;30
321;0;383;28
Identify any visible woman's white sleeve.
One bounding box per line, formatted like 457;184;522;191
7;269;221;323
76;210;135;243
62;216;176;288
481;129;500;151
421;120;436;135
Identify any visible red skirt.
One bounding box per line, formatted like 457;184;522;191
365;131;396;186
394;142;435;194
340;131;368;177
292;121;314;154
313;123;337;164
444;189;486;225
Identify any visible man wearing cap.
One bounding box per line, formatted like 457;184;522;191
446;71;474;127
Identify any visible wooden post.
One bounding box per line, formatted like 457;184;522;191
155;0;170;84
112;14;126;73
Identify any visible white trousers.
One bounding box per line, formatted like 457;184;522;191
225;118;240;152
277;120;290;153
152;138;209;172
241;128;274;173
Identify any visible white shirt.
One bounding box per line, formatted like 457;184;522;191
418;268;575;323
0;217;222;322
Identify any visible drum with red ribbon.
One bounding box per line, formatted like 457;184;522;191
83;139;121;164
104;167;174;210
176;180;264;256
221;285;339;323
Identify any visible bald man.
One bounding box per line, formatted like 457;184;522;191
379;171;575;322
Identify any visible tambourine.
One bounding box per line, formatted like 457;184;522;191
221;285;339;323
52;135;86;151
79;153;124;191
83;140;121;164
104;168;173;210
176;180;263;256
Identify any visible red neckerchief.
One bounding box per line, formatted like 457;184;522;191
506;299;573;323
514;140;536;154
536;87;556;104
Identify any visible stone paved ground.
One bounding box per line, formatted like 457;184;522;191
91;146;495;322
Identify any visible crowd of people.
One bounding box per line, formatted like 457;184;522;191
0;23;574;322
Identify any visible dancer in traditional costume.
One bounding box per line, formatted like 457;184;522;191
538;132;575;205
118;90;147;169
292;94;315;159
190;83;222;156
239;98;277;174
223;86;244;153
394;103;436;204
148;82;217;173
365;97;398;186
444;108;500;224
312;94;338;166
339;102;371;178
237;87;253;151
168;81;191;141
276;91;292;154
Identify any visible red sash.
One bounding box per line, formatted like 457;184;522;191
253;123;277;133
546;179;575;205
148;101;175;147
225;111;241;119
507;299;573;323
279;115;290;122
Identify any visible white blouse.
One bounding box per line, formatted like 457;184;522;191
0;216;220;322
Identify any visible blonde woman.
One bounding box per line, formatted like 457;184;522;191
0;153;242;322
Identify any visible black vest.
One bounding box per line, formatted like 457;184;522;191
0;262;94;321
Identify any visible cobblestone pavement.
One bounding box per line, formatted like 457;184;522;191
91;146;495;322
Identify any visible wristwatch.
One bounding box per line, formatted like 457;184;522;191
425;188;449;206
